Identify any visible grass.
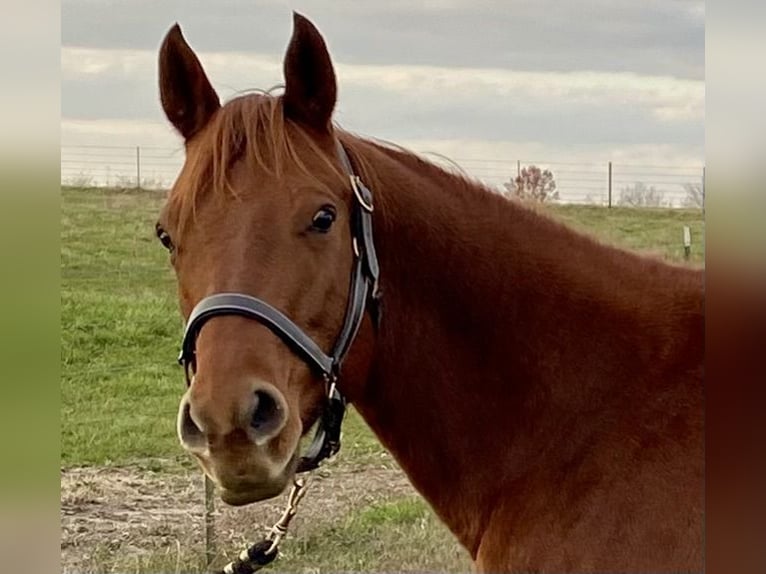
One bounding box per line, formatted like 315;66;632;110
82;496;469;574
236;496;469;572
61;186;704;572
61;188;183;467
547;204;705;264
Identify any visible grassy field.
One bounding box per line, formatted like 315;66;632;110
61;186;704;572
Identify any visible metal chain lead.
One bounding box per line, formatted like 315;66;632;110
218;477;310;574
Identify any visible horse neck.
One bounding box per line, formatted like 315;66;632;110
345;141;704;555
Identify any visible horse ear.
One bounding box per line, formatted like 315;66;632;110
159;24;220;141
283;13;337;134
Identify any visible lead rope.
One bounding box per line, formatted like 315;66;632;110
214;477;310;574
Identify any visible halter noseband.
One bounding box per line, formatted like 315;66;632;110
177;141;380;473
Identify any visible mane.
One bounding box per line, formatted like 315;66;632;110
335;132;518;223
169;90;347;231
366;137;501;196
343;136;705;284
169;86;522;235
344;135;582;235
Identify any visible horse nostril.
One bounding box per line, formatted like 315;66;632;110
250;389;284;442
179;400;204;448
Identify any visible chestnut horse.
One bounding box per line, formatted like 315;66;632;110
156;14;703;572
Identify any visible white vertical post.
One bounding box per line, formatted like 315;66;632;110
608;161;613;208
136;146;141;189
683;225;691;261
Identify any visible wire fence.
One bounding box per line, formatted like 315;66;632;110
61;144;705;209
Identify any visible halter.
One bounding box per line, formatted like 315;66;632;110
177;140;380;473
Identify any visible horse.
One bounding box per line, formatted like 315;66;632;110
156;13;704;572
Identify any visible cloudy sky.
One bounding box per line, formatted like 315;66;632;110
61;0;705;192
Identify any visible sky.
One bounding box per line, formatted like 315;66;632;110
61;0;705;196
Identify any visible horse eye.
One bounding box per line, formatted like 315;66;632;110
310;206;337;233
155;224;174;251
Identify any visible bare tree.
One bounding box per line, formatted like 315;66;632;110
618;182;665;207
682;183;705;209
504;165;559;202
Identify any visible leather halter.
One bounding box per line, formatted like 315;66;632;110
177;141;380;473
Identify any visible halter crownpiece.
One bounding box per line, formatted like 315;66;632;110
177;139;380;472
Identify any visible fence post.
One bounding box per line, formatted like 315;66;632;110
136;146;141;189
517;160;521;179
204;474;216;566
607;161;612;208
683;225;691;261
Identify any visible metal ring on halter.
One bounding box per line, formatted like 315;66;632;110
350;175;374;212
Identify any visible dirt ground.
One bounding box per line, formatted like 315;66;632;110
61;459;415;573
